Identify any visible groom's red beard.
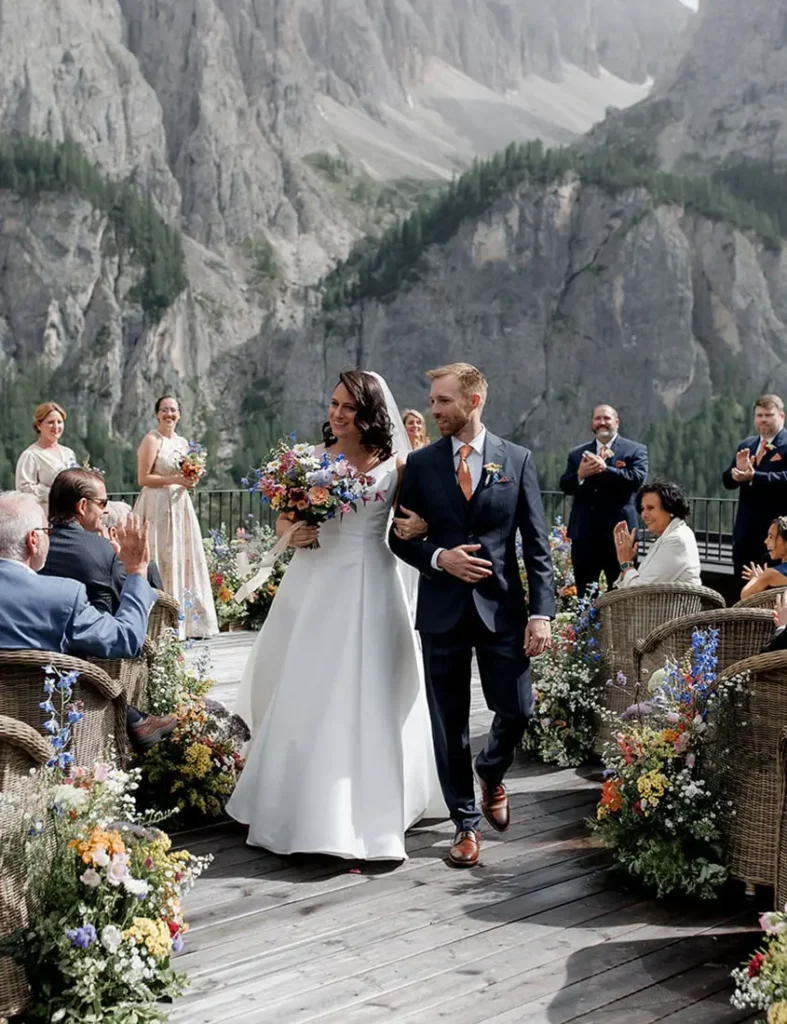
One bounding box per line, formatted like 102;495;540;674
433;409;474;437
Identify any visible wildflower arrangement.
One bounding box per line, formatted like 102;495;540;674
0;670;211;1023
40;663;85;770
520;517;577;613
592;629;734;899
135;697;245;826
204;521;290;629
146;627;213;716
180;439;207;484
243;438;380;549
523;588;602;767
732;908;787;1018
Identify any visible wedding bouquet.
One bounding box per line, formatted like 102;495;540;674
243;439;378;550
180;440;207;484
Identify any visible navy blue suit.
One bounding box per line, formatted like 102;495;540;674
723;428;787;581
390;431;555;832
560;435;648;597
40;522;163;614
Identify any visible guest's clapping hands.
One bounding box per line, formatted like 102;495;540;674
773;592;787;631
392;507;428;541
578;451;606;480
613;521;638;567
741;561;766;582
115;515;150;577
732;449;755;483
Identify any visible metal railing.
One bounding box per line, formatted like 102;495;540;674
111;487;740;568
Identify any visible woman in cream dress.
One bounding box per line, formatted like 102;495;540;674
134;395;218;638
15;402;77;510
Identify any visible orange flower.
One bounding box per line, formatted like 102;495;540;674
308;486;330;506
69;826;126;864
217;586;233;603
600;778;624;813
661;729;680;744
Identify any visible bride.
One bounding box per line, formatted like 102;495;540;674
228;371;445;860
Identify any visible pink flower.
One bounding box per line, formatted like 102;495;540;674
674;732;691;755
80;868;101;888
665;711;680;724
92;762;111;782
106;853;130;886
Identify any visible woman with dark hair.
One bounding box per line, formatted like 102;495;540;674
133;394;218;637
740;516;787;599
15;401;77;510
229;370;444;861
612;480;701;588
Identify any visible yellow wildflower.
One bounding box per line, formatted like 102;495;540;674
769;1004;787;1024
122;917;172;960
636;770;670;812
181;743;213;780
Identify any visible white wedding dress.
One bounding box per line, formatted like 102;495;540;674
228;457;445;860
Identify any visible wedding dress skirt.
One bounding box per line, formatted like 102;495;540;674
228;459;445;860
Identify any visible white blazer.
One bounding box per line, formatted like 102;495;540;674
616;517;702;589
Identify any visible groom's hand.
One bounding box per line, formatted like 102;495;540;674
437;545;493;583
524;618;552;657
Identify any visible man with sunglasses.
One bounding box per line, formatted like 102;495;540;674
41;469;162;612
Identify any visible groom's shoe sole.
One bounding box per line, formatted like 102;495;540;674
476;770;511;832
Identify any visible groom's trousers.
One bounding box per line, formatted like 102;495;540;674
421;603;532;833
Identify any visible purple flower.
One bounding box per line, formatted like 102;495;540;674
67;925;97;949
172;935;185;955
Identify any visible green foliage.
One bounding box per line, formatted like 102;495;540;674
322;142;784;309
713;159;787;236
242;235;278;285
0;134;187;318
230;375;285;484
304;151;352;181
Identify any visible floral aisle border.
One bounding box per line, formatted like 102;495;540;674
205;521;290;631
0;665;211;1023
592;629;740;899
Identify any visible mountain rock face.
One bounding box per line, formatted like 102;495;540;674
0;0;690;443
591;0;787;168
266;180;787;449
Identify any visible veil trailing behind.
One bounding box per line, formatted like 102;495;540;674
227;371;446;860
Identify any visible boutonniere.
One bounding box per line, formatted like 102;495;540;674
599;446;614;461
615;460;626;468
483;462;506;485
766;442;777;452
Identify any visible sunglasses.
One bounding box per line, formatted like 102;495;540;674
32;526;54;536
89;497;109;509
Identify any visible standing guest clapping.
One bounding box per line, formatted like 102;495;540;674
559;404;648;597
723;394;787;582
15;402;77;511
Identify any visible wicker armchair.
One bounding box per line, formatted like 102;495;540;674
717;650;787;890
635;608;775;686
0;651;127;767
0;716;51;1018
148;591;180;641
775;729;787;908
91;637;153;713
735;585;787;611
595;583;725;747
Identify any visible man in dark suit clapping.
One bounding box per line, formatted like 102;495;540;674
560;404;648;598
723;395;787;584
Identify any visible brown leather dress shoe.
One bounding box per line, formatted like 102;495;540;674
448;829;481;867
130;713;177;751
478;777;510;832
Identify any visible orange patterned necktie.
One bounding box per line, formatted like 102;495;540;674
457;444;473;500
756;440;767;466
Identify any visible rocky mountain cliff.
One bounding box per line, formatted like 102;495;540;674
0;0;691;456
264;177;787;449
591;0;787;168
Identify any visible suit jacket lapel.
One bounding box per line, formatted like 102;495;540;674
434;436;469;521
471;432;506;515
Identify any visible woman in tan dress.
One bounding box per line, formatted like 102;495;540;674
134;395;218;638
15;402;77;510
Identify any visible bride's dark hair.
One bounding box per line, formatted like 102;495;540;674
322;370;394;461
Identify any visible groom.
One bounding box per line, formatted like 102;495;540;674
390;363;555;867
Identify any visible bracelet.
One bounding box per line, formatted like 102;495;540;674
620;561;634;571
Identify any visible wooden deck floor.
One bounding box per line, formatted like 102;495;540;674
173;634;762;1024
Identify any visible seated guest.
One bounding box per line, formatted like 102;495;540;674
106;501;163;591
0;491;174;748
612;481;701;588
763;592;787;653
41;470;163;611
740;516;787;601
